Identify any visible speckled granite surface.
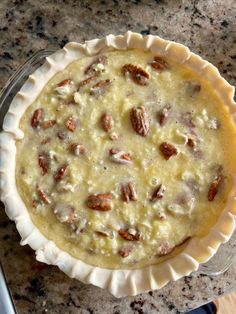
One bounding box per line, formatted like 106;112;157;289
0;0;236;313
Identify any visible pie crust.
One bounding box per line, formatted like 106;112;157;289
1;31;236;297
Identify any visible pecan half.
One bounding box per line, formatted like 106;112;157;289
43;119;56;129
122;64;150;86
121;182;137;202
66;116;77;132
158;104;171;126
78;75;97;90
57;79;72;87
70;143;87;156
54;164;69;181
119;246;134;258
86;193;112;211
118;229;140;241
38;152;49;175
159;142;178;160
101;113;114;132
37;187;51;204
150;184;166;202
31;108;44;129
90;79;111;96
149;56;169;72
208;173;224;201
84;55;108;76
109;148;132;164
130;106;150;137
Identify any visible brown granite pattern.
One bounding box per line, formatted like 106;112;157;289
0;0;236;313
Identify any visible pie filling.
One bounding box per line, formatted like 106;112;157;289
16;49;236;269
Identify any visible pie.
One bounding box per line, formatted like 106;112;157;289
1;32;236;297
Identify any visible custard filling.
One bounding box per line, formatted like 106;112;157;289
16;50;236;269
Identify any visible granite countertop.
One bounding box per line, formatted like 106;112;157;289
1;0;236;313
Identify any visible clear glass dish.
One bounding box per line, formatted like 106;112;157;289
0;49;235;277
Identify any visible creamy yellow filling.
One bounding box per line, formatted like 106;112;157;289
16;50;236;269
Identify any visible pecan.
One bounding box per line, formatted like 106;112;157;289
159;142;178;160
84;55;108;76
149;56;169;72
38;152;49;175
54;164;69;181
78;75;97;89
119;246;134;258
31;108;44;128
158;105;171;126
187;136;196;148
101;113;114;132
57;79;72;87
150;184;166;202
118;229;140;241
86;193;112;211
43;119;56;129
32;199;39;208
109;148;132;164
122;64;150;86
66;116;77;132
130;106;150;137
208;173;224;201
157;242;174;257
37;187;51;204
90;79;111;96
70;143;87;156
121;182;137;202
41;137;51;145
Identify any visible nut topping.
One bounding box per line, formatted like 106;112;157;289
109;148;132;164
38;152;49;175
121;182;137;202
70;143;87;156
158;105;171;126
37;187;51;204
57;79;72;87
54;164;69;181
84;55;108;76
150;184;166;202
122;64;150;86
66;116;78;132
90;79;111;96
130;106;150;137
118;229;140;241
86;193;112;211
31;108;44;129
43;119;56;129
187;136;196;148
149;56;169;72
208;173;224;201
119;246;134;258
101;113;114;132
78;75;98;90
159;142;179;160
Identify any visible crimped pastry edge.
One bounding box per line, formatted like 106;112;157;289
0;31;236;297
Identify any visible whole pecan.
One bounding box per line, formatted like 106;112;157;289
159;142;178;160
38;152;49;175
208;173;224;201
149;56;169;72
84;55;108;76
90;79;111;96
31;108;44;128
158;105;171;126
150;184;166;202
66;116;78;132
101;113;114;132
121;182;137;202
54;164;69;181
122;64;150;86
86;193;112;211
130;106;150;137
118;229;140;241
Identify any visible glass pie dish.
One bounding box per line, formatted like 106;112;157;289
0;32;236;297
